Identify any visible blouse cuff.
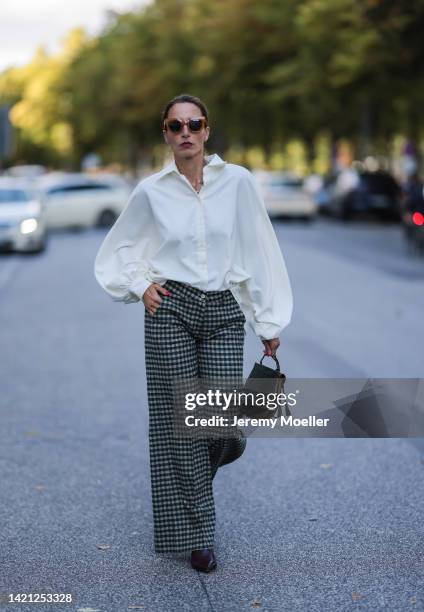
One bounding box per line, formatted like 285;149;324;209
254;322;283;342
128;276;153;301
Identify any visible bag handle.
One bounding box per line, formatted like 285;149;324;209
259;353;280;372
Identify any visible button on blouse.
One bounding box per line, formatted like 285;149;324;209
94;153;293;340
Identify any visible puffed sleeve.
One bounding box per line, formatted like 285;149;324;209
235;169;293;340
94;183;156;303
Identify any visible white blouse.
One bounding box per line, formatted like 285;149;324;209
94;153;293;340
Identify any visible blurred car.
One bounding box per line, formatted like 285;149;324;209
402;210;424;255
0;178;47;253
37;173;131;230
3;165;47;181
401;175;424;255
326;168;401;220
253;171;318;219
304;173;331;213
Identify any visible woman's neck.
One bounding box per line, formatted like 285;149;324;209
175;152;208;192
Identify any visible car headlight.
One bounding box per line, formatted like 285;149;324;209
20;218;38;234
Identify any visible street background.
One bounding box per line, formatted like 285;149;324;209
1;0;424;611
1;218;423;611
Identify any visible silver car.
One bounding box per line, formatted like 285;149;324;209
0;178;47;253
37;173;131;230
253;170;318;219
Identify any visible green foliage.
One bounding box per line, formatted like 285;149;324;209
0;0;422;170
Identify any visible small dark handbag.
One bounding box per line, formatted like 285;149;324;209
239;354;291;419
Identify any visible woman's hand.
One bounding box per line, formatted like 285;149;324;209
142;283;171;315
262;337;280;357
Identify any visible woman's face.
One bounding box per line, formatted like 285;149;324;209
163;102;210;161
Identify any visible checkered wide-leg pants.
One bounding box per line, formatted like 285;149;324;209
144;279;247;553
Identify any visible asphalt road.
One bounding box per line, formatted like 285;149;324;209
0;217;423;612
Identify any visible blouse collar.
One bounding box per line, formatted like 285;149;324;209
157;153;226;180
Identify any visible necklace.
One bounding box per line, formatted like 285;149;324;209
192;178;204;193
191;158;207;193
177;157;207;193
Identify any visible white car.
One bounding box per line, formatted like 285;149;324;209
253;171;318;219
0;179;47;253
37;173;131;230
4;164;47;180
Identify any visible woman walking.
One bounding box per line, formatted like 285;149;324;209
94;94;293;572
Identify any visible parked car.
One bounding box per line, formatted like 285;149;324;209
253;171;318;219
401;174;424;255
0;178;47;253
36;173;131;230
326;167;401;220
304;173;331;214
3;164;47;180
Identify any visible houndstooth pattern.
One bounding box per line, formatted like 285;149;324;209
144;279;247;553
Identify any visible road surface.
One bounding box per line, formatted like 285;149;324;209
0;217;423;611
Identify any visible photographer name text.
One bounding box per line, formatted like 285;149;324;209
185;415;330;428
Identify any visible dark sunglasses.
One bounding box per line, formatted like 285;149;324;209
163;117;208;133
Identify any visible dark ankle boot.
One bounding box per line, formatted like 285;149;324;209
190;548;217;572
